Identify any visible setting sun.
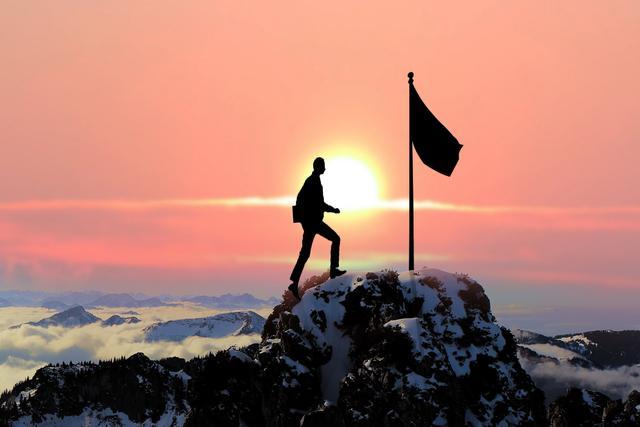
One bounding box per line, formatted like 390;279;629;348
321;157;380;211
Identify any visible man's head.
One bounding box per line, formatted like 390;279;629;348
313;157;326;175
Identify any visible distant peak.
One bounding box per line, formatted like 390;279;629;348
64;305;88;313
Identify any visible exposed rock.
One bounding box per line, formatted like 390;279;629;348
102;314;141;326
549;387;640;426
549;388;610;426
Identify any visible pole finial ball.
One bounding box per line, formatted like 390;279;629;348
407;72;414;83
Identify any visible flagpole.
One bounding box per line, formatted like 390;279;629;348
408;71;415;271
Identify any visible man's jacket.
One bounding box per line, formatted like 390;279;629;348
295;174;335;224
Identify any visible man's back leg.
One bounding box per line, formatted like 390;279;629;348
289;225;316;285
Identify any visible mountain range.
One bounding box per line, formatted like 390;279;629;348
1;269;638;426
9;306;140;329
185;293;279;309
0;290;278;310
87;293;167;308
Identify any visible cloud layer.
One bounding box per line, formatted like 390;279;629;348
3;305;640;406
520;358;640;402
0;305;268;392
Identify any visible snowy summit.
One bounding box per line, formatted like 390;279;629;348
258;268;546;425
12;305;101;329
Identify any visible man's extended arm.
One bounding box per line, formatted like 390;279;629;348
323;202;339;213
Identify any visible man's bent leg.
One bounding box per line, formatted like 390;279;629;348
316;222;340;270
289;225;316;283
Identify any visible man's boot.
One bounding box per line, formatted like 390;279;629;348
287;282;300;300
330;268;346;279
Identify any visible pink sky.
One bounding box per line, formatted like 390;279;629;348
1;1;639;301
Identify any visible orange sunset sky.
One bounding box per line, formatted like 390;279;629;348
1;1;639;305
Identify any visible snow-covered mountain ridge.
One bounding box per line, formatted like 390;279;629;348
143;311;265;341
9;306;140;329
512;328;640;368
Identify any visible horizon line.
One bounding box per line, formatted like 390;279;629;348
0;197;638;215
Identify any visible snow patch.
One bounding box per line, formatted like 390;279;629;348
582;389;595;407
558;334;597;347
521;343;586;361
12;407;186;427
292;274;355;404
228;348;254;364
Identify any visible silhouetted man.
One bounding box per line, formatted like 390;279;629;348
289;157;346;299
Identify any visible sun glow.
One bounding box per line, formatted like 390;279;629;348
320;157;380;211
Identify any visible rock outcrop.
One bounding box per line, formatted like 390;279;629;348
549;387;640;426
258;268;546;426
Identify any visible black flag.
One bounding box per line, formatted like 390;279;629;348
409;81;462;176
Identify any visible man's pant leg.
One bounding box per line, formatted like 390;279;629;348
290;224;316;283
316;221;340;270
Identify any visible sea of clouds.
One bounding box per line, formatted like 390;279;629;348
0;304;271;392
520;358;640;402
2;304;640;404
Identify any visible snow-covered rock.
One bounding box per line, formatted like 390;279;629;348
512;328;560;345
143;311;265;341
259;268;546;426
0;353;191;425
